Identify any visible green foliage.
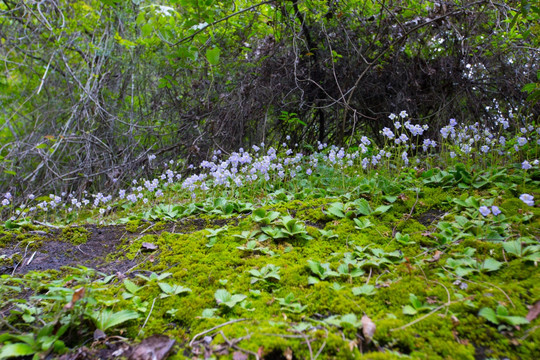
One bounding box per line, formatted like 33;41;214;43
478;305;529;327
214;289;247;309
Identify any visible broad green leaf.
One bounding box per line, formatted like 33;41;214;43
373;205;392;215
353;217;373;230
206;47;221;65
124;279;142;294
402;305;418;316
0;343;36;359
481;258;502;272
326;202;346;218
201;308;219;318
479;307;499;324
355;198;372;216
498;315;529;326
91;309;140;331
503;240;523;257
352;284;376;296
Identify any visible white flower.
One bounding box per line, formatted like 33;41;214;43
399;110;408;118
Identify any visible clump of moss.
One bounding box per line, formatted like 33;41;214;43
0;231;15;248
125;219;142;233
61;226;89;245
15;234;45;250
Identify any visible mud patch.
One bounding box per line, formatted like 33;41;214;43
1;225;137;275
416;209;446;226
0;217;241;276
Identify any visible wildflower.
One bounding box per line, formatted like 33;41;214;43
480;145;490;153
399;110;408;118
491;206;501;216
517;137;527;146
449;118;457;127
1;199;9;206
522;160;531;170
519;194;534;207
394;121;401;129
388;113;397;120
99;208;105;215
306;168;312;175
450;151;456;158
401;151;409;165
361;136;371;146
382;127;395;139
479;206;490;216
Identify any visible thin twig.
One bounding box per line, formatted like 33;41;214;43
12;241;33;275
313;336;327;360
138;297;157;337
189;318;249;347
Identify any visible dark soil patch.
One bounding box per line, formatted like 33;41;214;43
416;209;446;226
0;217;240;276
1;225;137;276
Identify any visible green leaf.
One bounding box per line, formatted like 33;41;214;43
503;240;523;257
201;308;219;318
481;258;502;272
373;205;392;215
206;47;221;65
353;217;373;230
214;289;246;308
355;198;372;216
402;305;418;316
124;279;142;294
90;309;140;331
479;307;499;324
326;202;346;218
0;343;36;359
158;283;191;297
352;284;376;296
498;315;530;326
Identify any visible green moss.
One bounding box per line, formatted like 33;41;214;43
61;226;89;245
126;220;142;233
0;230;14;248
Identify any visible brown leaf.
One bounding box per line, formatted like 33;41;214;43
129;335;175;360
361;315;376;343
257;346;264;358
284;347;293;360
348;339;359;351
426;250;442;263
526;300;540;322
63;287;86;311
426;296;439;305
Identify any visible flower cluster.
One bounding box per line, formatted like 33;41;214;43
1;110;538;222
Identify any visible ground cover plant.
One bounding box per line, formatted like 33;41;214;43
0;113;539;359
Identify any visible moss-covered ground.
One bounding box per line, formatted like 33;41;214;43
0;168;539;360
